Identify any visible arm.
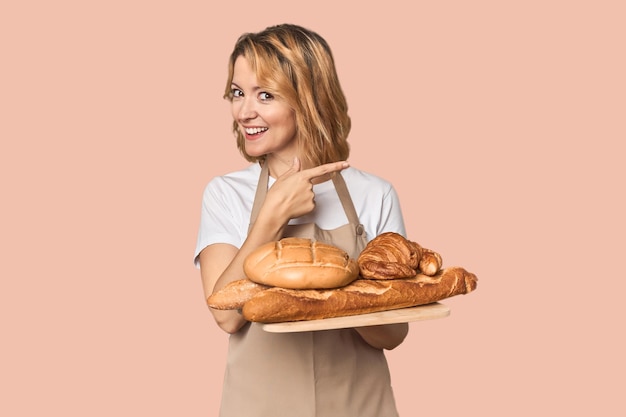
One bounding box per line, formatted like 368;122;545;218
200;159;350;333
355;323;409;350
199;206;286;333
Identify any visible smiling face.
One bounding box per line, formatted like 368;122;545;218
230;56;298;167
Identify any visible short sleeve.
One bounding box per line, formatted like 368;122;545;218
193;178;247;268
343;167;408;242
374;183;407;238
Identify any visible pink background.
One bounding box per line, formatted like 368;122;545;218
2;1;624;415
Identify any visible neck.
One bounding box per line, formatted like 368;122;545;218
263;154;335;184
265;154;296;179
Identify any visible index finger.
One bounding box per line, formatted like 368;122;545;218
301;161;350;180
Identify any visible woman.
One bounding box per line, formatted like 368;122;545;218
195;24;409;417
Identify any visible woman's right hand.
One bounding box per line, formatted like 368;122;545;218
201;158;349;334
264;157;350;222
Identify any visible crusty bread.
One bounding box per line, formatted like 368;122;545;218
207;279;269;310
241;266;478;323
243;237;360;289
358;232;442;278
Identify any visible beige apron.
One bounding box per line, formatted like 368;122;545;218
219;163;399;417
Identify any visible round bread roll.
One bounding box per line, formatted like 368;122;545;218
243;237;359;289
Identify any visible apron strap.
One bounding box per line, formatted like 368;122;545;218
248;162;364;237
248;162;269;233
331;172;365;236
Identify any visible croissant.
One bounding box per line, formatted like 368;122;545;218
419;248;443;276
358;232;442;279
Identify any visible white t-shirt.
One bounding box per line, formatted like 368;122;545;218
194;163;406;266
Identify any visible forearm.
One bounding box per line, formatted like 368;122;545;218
204;206;288;333
355;323;409;350
202;159;350;332
213;216;285;294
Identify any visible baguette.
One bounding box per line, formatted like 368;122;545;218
207;279;269;310
242;266;478;323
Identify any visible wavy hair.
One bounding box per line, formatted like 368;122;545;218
224;24;351;167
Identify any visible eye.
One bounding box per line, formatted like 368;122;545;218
230;88;243;99
258;91;274;101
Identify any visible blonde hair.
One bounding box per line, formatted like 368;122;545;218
224;24;351;167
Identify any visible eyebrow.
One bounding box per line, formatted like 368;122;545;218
231;82;261;92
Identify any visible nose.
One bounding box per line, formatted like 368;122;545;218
237;97;257;122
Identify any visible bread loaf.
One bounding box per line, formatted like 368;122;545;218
358;232;442;278
241;266;477;323
243;237;359;289
207;279;269;310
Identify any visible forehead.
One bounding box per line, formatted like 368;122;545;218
232;56;258;87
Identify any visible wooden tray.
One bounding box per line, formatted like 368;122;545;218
261;302;450;333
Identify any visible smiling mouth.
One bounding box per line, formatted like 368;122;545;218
244;127;268;135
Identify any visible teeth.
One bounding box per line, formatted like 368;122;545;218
245;127;268;134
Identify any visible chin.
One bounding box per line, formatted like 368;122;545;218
244;145;266;159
